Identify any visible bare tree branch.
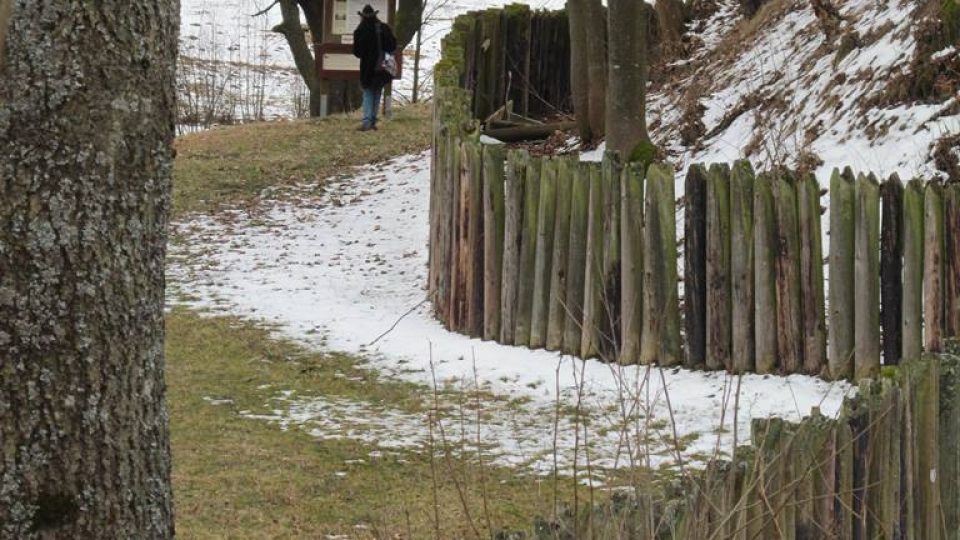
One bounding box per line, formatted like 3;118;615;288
251;0;280;18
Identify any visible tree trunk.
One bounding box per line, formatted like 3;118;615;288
395;0;425;49
566;0;593;142
0;2;176;537
606;0;649;160
278;0;324;116
583;0;606;137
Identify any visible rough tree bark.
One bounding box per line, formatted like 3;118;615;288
566;0;593;142
277;0;325;116
606;0;650;160
0;1;177;537
583;0;607;137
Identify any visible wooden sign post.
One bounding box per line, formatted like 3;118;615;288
315;0;399;116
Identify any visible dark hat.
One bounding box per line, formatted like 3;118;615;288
359;4;378;17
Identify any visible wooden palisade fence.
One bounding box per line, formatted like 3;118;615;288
428;6;960;538
428;5;960;381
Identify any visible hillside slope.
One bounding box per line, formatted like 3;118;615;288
648;0;959;181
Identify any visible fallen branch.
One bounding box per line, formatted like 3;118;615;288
481;121;576;143
367;299;428;346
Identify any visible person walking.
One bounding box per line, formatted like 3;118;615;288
352;4;397;131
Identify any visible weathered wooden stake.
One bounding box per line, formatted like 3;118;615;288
829;168;856;379
773;173;803;374
530;158;557;348
924;183;945;353
563;163;590;356
640;163;681;366
500;150;526;344
902;179;925;362
731;161;755;373
482;143;506;341
600;154;622;360
684;164;709;369
706;164;732;371
581;163;605;359
514;157;541;345
854;173;880;380
620;162;644;365
798;172;827;375
944;183;960;339
464;142;485;337
754;173;778;375
546;157;573;351
880;174;904;365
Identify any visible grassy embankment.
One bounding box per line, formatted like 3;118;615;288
169;107;578;538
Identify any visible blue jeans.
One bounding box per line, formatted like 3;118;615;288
362;86;382;129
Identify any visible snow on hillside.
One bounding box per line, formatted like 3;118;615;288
649;0;959;182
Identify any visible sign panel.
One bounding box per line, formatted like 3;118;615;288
331;0;390;43
322;52;361;72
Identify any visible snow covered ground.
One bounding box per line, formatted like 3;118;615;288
168;152;851;477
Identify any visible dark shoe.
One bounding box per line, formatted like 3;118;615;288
357;125;372;132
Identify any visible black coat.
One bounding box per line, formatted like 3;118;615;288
352;17;397;89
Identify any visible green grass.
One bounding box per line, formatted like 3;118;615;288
172;104;432;218
167;308;579;539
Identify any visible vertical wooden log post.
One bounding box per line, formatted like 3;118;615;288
754;173;779;374
620;162;645;365
939;353;960;539
563;163;590;356
428;120;442;307
773;173;803;374
600;154;623;360
500;150;526;344
944;183;960;339
581;163;605;359
432;127;454;322
530;158;557;348
730;161;755;373
880;175;904;365
924;183;945;353
514;157;541;345
836;419;855;538
450;138;467;331
854;173;880;380
546;157;574;351
465;141;485;338
482;143;506;341
902;179;925;362
799;172;827;375
684;164;709;369
640;164;681;366
911;355;941;540
706;164;732;371
829;168;857;379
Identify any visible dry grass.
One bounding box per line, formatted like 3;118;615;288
172;103;433;218
166;308;577;539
